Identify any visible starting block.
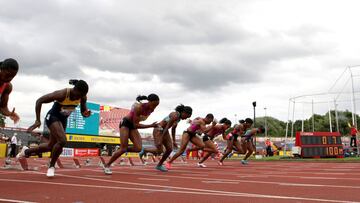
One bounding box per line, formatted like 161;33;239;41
7;158;40;171
73;158;81;168
56;158;81;169
128;157;135;166
99;157;106;166
56;159;64;168
151;155;157;163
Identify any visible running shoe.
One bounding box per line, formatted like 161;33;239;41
139;148;145;158
197;163;207;168
103;166;112;175
5;158;11;165
241;160;248;165
155;165;168;172
217;161;223;166
139;148;146;164
46;167;55;177
16;146;28;159
165;162;172;169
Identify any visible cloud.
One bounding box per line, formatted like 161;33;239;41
3;0;360;130
0;0;332;92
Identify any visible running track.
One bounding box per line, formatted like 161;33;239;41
0;157;359;203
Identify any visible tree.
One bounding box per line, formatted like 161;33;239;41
255;109;359;137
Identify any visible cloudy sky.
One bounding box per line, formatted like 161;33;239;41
2;0;360;132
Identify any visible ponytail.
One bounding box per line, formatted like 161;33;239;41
206;113;214;120
219;118;227;123
136;95;148;102
0;58;18;72
258;126;265;133
245;118;253;124
70;79;89;95
175;104;185;113
136;93;159;102
69;79;79;85
220;118;232;126
184;106;192;116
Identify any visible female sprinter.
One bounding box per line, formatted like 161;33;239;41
240;126;265;165
218;118;253;165
103;94;159;175
166;113;216;170
18;80;91;177
196;118;232;168
139;104;192;172
0;58;20;123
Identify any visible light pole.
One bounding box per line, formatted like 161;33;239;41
252;102;256;125
264;107;267;137
252;101;257;155
234;114;237;124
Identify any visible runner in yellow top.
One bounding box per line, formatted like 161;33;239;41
17;79;91;177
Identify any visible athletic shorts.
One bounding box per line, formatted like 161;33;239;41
184;131;197;139
119;117;135;130
45;109;67;130
202;134;213;142
241;136;252;143
228;133;239;141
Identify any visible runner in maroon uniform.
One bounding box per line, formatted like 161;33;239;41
218;118;253;165
103;94;159;175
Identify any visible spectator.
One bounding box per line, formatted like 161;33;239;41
0;133;9;143
350;125;357;147
10;133;17;157
265;138;273;157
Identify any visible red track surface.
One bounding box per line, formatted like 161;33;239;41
1;157;360;203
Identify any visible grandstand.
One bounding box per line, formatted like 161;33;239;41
0;127;40;146
99;106;129;136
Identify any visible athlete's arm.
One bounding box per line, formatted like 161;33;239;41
0;83;19;123
27;89;66;132
80;96;91;117
133;103;158;129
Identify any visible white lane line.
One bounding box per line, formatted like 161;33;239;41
84;175;112;178
0;171;25;175
85;169;360;190
0;178;357;203
316;173;346;175
202;181;239;184
138;178;169;181
181;173;209;177
237;174;347;181
58;166;359;183
0;197;37;203
300;177;338;180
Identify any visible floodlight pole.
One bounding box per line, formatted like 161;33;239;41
284;99;291;156
291;100;296;140
252;101;256;155
334;99;339;132
312;99;315;132
264;107;267;137
328;101;333;133
349;67;357;128
252;101;256;125
301;104;304;132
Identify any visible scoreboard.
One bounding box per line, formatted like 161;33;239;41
65;102;100;136
295;132;344;158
